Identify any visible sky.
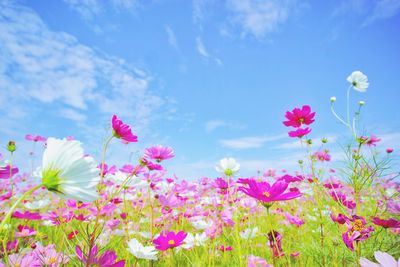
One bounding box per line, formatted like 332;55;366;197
0;0;399;180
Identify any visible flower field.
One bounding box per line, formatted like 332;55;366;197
0;72;399;267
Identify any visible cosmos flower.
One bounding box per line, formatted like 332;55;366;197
347;71;369;92
342;215;374;251
288;127;311;138
238;179;301;208
313;150;331;162
76;245;125;267
144;145;175;162
0;164;19;179
15;225;37;237
127;238;158;261
268;230;284;257
215;158;240;177
247;255;273;267
39;138;99;202
371;217;400;229
360;251;399;267
25;134;47;142
283;105;315;128
153;231;187;251
111;115;138;143
34;244;69;266
181;233;208;250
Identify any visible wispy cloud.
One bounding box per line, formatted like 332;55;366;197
196;36;223;65
219;134;286;149
226;0;299;39
0;1;165;136
63;0;103;20
165;26;178;50
205;119;246;133
363;0;400;26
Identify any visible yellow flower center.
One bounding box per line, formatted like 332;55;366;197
224;169;233;176
168;239;175;245
48;258;57;264
353;219;363;232
263;191;270;197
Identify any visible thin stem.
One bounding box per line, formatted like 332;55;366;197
99;135;114;184
331;104;349;127
9;152;13;196
347;86;351;128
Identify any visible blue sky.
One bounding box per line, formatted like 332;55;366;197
1;0;399;179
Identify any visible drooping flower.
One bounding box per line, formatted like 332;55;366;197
144;145;175;162
360;251;399;267
39;138;99;202
76;245;125;267
288;127;311;138
371;217;400;229
283;105;315;128
347;71;369;92
238;179;301;208
153;231;187;251
127;238;158;261
0;164;19;179
342;215;374;251
111;115;138;143
268;230;284;257
215;158;240;177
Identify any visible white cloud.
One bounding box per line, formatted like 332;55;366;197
205;120;226;132
0;1;165;134
219;134;286;149
165;26;178;49
195;36;223;65
63;0;103;20
226;0;296;39
363;0;400;26
60;108;87;122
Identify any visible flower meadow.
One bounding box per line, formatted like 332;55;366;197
0;71;399;267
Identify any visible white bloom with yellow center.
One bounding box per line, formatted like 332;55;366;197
40;138;99;202
215;157;240;176
127;238;158;261
347;71;369;92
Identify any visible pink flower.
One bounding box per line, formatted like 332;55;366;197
76;245;125;267
386;148;394;153
213;177;233;195
359;135;381;146
15;225;37;237
25;134;47;142
144;145;175;162
342;215;374;251
268;230;284;257
283;105;315;128
34;244;69;266
288;127;311;138
238;179;301;208
97;163;117;177
111;115;138;143
12;211;42;221
153;231;187;251
140;158;163;171
360;251;399;267
284;212;304;227
6;252;40;267
277;174;304;183
313;150;331;162
372;217;400;228
217;245;233;252
247;255;272;267
330;213;348;224
0;164;19;179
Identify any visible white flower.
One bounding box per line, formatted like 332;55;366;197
127;238;158;261
24;199;50;210
215;157;240;176
360;251;399;267
347;71;369;92
182;233;208;250
190;218;213;230
39;138;99;202
240;227;258;239
330;96;336;102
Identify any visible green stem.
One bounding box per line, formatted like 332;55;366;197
99;135;114;184
9;152;13;196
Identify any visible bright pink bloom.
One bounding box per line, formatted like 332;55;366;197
15;225;37;237
284;212;304;227
288;127;311;138
140;158;163;171
153;231;187;251
330;213;348;224
217;245;233;252
372;217;400;228
12;211;42;221
277;174;303;183
144;145;175;162
359;135;381;146
76;245;125;267
238;179;301;207
213;177;234;195
111;115;138;143
98;163;117;177
313;150;331;162
0;165;19;179
25;134;47;142
43;209;74;225
283;105;315;128
386;148;394;153
268;230;284;257
342;215;374;251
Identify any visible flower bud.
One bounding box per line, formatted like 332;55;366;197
321;138;328;144
330;96;336;102
359;101;365;106
7;141;16;153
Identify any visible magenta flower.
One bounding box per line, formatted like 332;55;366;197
12;211;42;221
111;115;138;143
238;179;301;208
144;145;175;162
76;245;125;267
247;255;272;267
34;244;69;266
372;217;400;229
313;150;331;162
0;164;19;179
284;212;304;227
386;148;394;153
288;127;311;138
283;105;315;128
268;230;284;257
25;134;47;142
213;177;234;195
15;225;37;237
97;163;117;177
342;215;374;251
153;231;187;251
140;158;163;171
